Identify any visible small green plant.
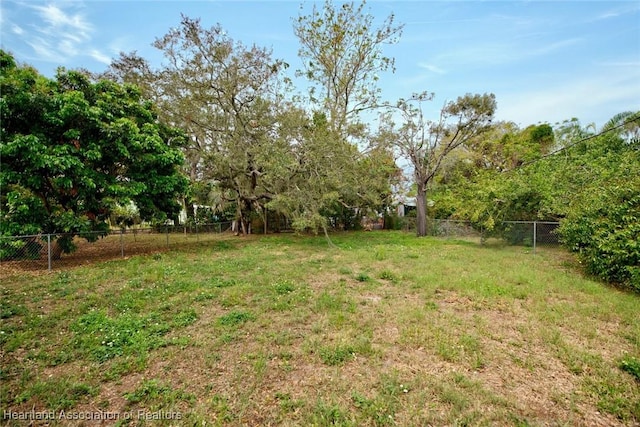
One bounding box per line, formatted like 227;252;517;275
275;392;305;413
273;280;296;295
318;344;356;366
217;310;255;326
172;308;198;327
355;272;371;282
210;278;238;288
338;267;352;275
15;378;96;411
124;378;194;406
308;400;352;426
378;269;397;281
620;356;640;381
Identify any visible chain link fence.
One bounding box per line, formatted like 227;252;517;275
1;220;561;276
0;223;232;276
400;218;561;251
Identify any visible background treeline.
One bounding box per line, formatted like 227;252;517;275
1;1;638;292
428;115;640;292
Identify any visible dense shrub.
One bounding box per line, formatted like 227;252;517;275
559;185;640;292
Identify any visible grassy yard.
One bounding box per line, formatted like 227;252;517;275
1;231;639;426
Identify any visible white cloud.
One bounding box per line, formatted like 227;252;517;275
30;3;92;39
25;37;58;62
11;23;23;35
495;67;640;127
5;2;115;68
90;49;111;65
418;62;446;75
590;3;640;22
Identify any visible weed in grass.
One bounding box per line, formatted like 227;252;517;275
124;378;194;406
378;269;397;282
219;332;237;344
209;394;235;422
585;376;640;422
275;392;305;413
338;267;352;275
267;330;297;346
374;247;387;261
71;310;170;362
217;310;255;326
0;300;27;319
210;277;238;288
103;355;147;381
15;378;96;410
273;280;296;295
424;300;438;310
355;272;371;282
318;344;356;366
351;392;395;426
172;308;198;327
620;356;640;382
316;291;345;312
308;400;353;426
219;287;249;308
194;291;217;302
437;384;470;413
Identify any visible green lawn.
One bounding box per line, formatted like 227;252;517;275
1;231;638;426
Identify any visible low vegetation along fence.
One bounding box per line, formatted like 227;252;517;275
402;219;561;249
0;220;560;274
0;223;232;274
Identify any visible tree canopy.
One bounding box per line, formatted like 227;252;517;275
0;50;188;254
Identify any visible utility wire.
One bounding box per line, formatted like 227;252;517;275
516;112;640;170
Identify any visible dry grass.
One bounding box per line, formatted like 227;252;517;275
1;231;638;426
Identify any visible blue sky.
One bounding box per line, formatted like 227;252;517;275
1;0;639;129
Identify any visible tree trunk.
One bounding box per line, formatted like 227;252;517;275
416;181;427;237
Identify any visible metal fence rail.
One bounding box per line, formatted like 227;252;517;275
0;223;232;274
401;218;561;253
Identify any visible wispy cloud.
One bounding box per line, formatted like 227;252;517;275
6;1;107;66
11;23;23;35
31;3;92;38
418;62;446;75
496;67;640;127
590;3;640;22
89;49;111;65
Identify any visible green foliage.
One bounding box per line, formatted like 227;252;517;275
217;311;256;326
433;112;640;291
620;356;640;382
560;183;640;291
0;50;187;255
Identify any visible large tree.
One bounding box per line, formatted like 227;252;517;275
380;92;497;236
0;50;188;256
107;16;292;234
294;0;403;136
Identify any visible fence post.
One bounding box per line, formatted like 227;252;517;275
218;223;221;234
166;226;169;247
196;221;199;242
47;234;52;271
120;229;124;258
533;221;537;255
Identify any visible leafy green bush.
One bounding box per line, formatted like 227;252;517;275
559;185;640;292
